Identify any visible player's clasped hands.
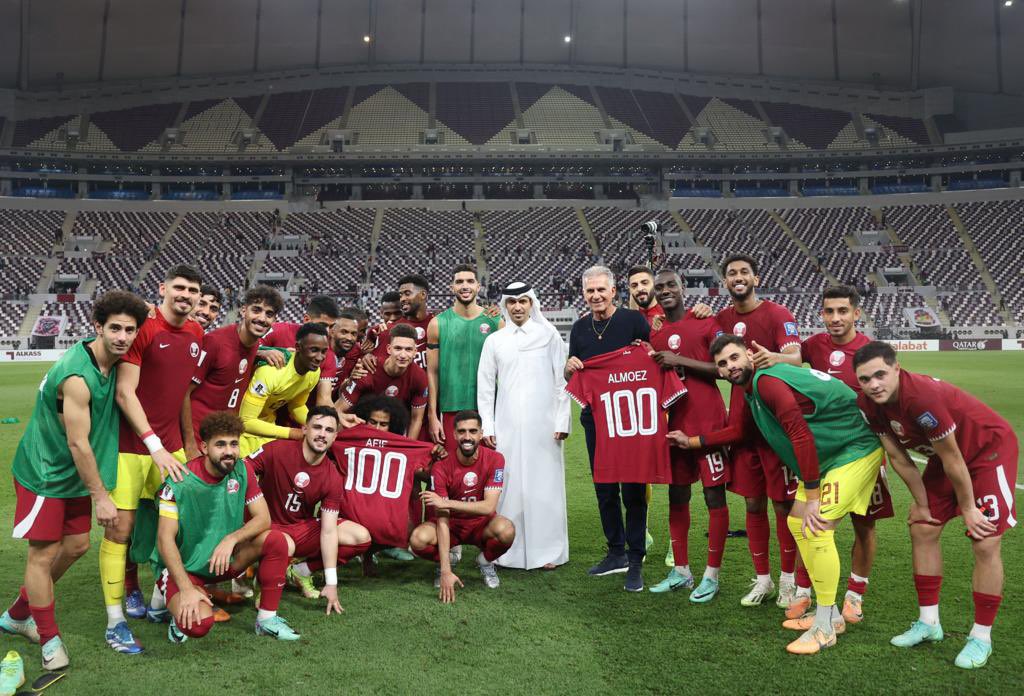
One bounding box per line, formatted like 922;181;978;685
320;584;345;616
438;570;463;604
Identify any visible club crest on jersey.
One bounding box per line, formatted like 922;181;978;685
889;420;905;437
784;322;799;337
463;472;478;488
733;322;747;337
385;385;399;397
668;334;681;350
494;469;504;483
916;411;939;430
227;479;240;494
479;324;491;335
190;342;200;358
829;350;845;367
238;358;248;374
415;327;426;340
293;472;310;489
251;381;268;397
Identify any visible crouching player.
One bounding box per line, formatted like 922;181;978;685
410;411;515;603
854;341;1018;669
669;335;884;654
155;412;299;642
245;406;372;611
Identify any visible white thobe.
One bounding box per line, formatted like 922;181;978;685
477;319;571;569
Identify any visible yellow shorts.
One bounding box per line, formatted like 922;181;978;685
111;448;187;510
240;433;273;459
796;447;884;520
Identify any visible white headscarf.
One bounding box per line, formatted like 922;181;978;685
499;281;560;351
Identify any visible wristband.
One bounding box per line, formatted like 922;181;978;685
142;431;163;455
324;568;338;586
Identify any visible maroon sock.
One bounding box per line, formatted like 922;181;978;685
338;541;372;564
775;509;797;575
7;587;31;621
29;601;59;645
482;537;511;562
913;574;942;606
973;591;1001;627
746;510;771;575
668;503;690;567
124;562;140;595
414;544;440;562
256;531;290;613
706;506;729;569
797;566;812;591
847;576;868;596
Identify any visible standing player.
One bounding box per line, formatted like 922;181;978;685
328;309;370;401
155;412;299;642
854;342;1018;670
670;335;885;655
425;265;501;445
245;407;372;609
191;286;223;331
238;323;329;456
260;295;340;408
798;286;892;624
1;292;148;671
627;265;665;328
410;411;515;602
379;291;403;325
339;324;428;439
715;254;802;608
646;270;731;603
373;275;435;372
101;265;202;653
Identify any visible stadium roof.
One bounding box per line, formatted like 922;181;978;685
1;0;1021;96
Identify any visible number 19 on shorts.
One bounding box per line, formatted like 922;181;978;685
599;387;657;438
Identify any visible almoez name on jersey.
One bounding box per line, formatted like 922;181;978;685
608;370;647;384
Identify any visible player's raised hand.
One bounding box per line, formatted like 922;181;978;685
439;570;463;604
483;304;501;319
154;448;188;482
256;348;287;368
650;350;682;368
749;341;778;369
801;499;829;537
321;584;345;616
690;302;713;319
430;443;448;461
339;412;364;429
93;492;118;528
650;314;665;332
358;352;377;374
962;505;997;539
208;537;237;576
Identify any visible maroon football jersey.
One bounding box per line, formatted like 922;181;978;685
802;332;871;392
118;311;204;454
260;321;300;349
331;425;435;547
247;439;344;525
429;447;505;519
566;346;686;484
341;361;428;411
716;300;800;353
189;325;258;446
373;313;435;370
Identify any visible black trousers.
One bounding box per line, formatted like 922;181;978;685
582;410;648;563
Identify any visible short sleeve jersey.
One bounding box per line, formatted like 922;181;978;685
243;354;320;423
373;313;436;370
189;325;258;444
429;448;505;519
801;332;871;392
637;303;666;333
158;456;262;520
566;346;686;484
331;425;436;547
716;300;800;353
246;439;344;524
260;322;300;349
341;361;428;410
857;370;1016;473
649;311;727;433
118;311;204;455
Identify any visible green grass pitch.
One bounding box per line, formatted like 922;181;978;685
0;353;1021;695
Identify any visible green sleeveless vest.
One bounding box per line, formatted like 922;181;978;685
746;364;880;480
436;308;500;412
12;340;120;498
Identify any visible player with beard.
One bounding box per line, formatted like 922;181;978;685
425;265;502;446
373;275;435;372
715;254;802;609
328;309;370;402
646;271;731;602
411;411;515;603
627;266;665;328
793;286;893;624
190;286;223;332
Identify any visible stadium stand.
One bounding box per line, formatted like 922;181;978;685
956;199;1024;323
0;208;64;256
89;103;181;152
779;206;882;252
518;85;603;146
0;303;28;336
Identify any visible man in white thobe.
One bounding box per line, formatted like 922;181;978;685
477;282;570;569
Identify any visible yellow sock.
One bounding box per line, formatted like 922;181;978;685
805;529;840;607
787;515;812;578
99;538;127;607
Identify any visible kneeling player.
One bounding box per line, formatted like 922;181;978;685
855;341;1018;670
155;412;300;642
410;411;515;603
246;406;371;610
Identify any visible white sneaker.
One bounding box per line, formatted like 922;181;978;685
777;578;797;609
477;553;500;589
740;578;777;607
41;636;70;671
231;576;254;599
450;545;463;565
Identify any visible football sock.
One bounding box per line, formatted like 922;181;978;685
787;515;840;607
703;566;720;582
796;566;813;594
847;573;869;599
123;562;140;595
971;592;1001;642
256;530;290;613
256;609;276;622
413;544;440;562
814;603;836;631
706;506;728;570
746;510;771;576
149;582;165;611
105;604;126;628
7;587;31;621
775;509;797;574
913;574;942;625
292;562;313;577
668;503;690;568
29;601;59;645
675;565;692;577
99;538;128;613
339;541;372;564
779;571;795;586
483;537;511;562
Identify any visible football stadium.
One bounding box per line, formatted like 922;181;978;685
0;1;1022;694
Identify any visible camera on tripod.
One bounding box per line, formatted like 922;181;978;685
639;220;658;243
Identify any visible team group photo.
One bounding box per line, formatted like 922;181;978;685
0;1;1022;694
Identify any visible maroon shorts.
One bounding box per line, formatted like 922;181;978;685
12;479;91;542
923;446;1019;535
851;471;895;522
158;567;232;604
273;520;322;558
726;444;796;502
671;448;730;488
446;513;495;548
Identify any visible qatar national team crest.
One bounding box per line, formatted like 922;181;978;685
463;472;478;488
890;420;905;437
189;342;200;358
733;322;747;337
293;472;310;489
385;385;399;397
415;327;426;340
226;479;240;494
238;358;248;374
668;334;681;350
479;323;491;335
829;350;846;367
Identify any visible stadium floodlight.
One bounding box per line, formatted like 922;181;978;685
363;35;371;43
1005;1;1013;7
564;35;572;43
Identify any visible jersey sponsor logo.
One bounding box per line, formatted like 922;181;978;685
493;469;504;483
251;381;268;396
607;370;648;384
479;324;491;335
784;322;799;336
829;350;846;367
463;471;479;488
415;327;426;340
238;358;248;374
190;342;200;359
732;322;747;337
889;420;905;437
668;334;681;350
293;472;310;489
916;411;939;430
385;385;399;397
227;478;240;494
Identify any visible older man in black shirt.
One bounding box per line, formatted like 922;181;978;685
565;265;651;591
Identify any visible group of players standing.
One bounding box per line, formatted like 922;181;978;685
0;247;1017;682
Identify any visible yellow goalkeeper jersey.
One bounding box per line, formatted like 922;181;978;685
238;352;320;440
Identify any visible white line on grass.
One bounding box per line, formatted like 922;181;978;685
908;453;1023;491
